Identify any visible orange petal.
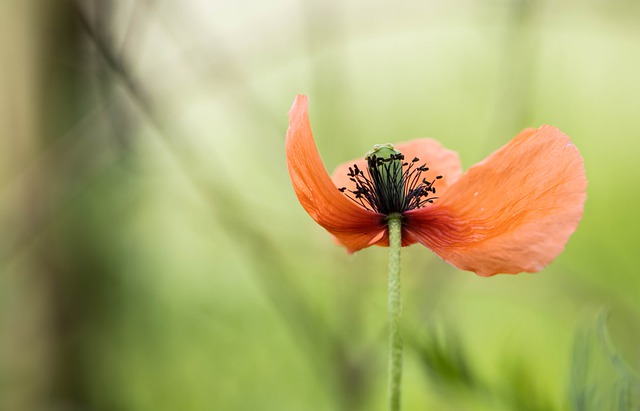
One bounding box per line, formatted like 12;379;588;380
405;126;587;276
286;95;386;252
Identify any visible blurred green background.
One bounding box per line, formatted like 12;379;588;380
1;1;640;410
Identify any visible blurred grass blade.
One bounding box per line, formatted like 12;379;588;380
568;310;640;411
595;312;640;411
410;324;477;391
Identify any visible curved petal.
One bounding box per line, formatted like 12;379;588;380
330;138;462;196
286;95;386;252
405;126;587;276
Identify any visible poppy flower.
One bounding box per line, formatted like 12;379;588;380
286;94;586;276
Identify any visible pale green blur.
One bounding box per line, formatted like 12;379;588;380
1;1;640;410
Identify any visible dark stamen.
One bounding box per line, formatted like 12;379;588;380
338;153;442;214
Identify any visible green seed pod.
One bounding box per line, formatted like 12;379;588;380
365;144;405;213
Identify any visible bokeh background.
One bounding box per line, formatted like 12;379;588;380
1;0;640;410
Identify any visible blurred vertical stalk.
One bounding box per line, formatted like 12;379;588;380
31;2;92;407
485;0;541;148
0;1;53;409
303;0;351;153
1;1;126;409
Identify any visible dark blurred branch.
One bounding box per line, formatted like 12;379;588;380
74;3;155;119
75;5;372;409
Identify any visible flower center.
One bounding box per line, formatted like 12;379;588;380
338;143;442;214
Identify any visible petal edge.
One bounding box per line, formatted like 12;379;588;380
406;126;587;276
286;95;387;252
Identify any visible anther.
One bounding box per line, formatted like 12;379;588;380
338;144;441;214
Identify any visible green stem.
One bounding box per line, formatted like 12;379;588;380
387;213;403;411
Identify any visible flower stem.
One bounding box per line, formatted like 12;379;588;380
386;213;403;411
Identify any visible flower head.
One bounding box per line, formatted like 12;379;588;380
286;95;587;276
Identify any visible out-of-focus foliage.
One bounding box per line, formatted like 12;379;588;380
2;0;640;410
569;311;640;411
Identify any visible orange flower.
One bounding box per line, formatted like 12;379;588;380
286;95;587;276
